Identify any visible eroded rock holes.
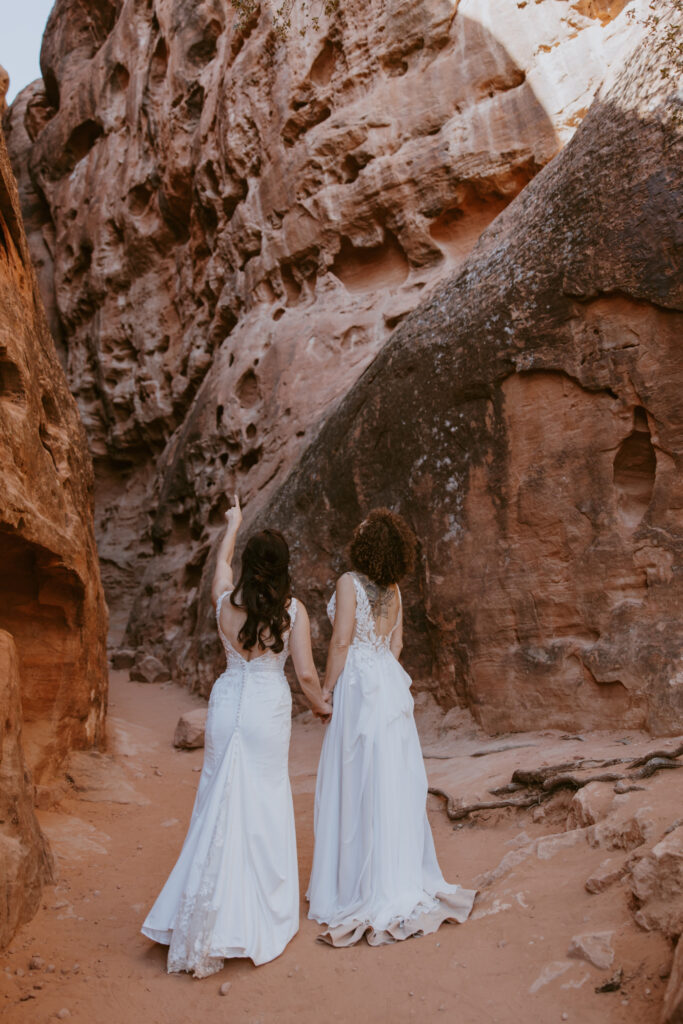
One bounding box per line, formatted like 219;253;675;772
613;407;656;528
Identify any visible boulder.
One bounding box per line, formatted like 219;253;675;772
111;648;136;670
130;654;170;683
585;856;629;895
587;808;656;852
629;826;683;939
173;709;208;750
567;931;615;971
566;782;616;830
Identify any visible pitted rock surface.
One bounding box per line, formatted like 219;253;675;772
249;10;683;733
4;0;643;695
0;128;108;798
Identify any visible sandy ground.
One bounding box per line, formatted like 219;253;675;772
1;671;679;1024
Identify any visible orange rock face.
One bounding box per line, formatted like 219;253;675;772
250;14;683;733
0;128;108;806
0;631;53;947
6;0;639;684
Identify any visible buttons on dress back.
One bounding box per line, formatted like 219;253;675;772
235;660;247;727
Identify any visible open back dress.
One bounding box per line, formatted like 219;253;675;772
141;590;299;975
307;572;476;945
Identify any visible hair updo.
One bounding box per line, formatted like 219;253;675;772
230;529;292;652
349;508;416;587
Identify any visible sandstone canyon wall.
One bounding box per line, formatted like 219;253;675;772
0;632;53;948
251;7;683;735
5;0;640;694
0;121;108;945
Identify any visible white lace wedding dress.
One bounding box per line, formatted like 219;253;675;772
307;572;476;945
141;590;299;975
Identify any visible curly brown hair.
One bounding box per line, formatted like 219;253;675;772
349;508;416;586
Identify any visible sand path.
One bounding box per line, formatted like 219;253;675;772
1;671;675;1023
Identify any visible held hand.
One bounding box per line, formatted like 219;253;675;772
313;698;333;722
224;493;242;531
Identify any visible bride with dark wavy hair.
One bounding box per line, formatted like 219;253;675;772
228;528;293;654
142;495;331;976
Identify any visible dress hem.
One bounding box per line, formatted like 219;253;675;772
140;924;297;972
309;887;478;947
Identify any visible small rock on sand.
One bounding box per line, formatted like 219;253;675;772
28;955;44;970
130;654;169;683
174;708;208;749
219;982;231;996
585;857;628;894
111;648;136;670
567;932;615;970
629;826;683;937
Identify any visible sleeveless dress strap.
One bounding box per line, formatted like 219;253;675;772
289;597;298;628
215;589;233;640
388;586;402;640
349;572;366;609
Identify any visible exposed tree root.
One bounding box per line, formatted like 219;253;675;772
540;771;626;793
632;757;683;779
429;741;683;822
628;743;683;768
428;787;543;821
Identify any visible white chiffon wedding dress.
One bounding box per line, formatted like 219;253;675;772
307;572;476;945
141;590;299;975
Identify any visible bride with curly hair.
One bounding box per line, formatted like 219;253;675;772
307;508;476;946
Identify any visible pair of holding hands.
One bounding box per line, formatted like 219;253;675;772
224;495;333;723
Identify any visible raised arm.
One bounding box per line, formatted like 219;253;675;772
211;494;242;608
321;573;356;702
289;602;332;719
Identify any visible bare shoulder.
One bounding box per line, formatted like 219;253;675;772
290;597;309;625
336;572;356;590
335;573;357;602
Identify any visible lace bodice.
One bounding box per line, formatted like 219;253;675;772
216;590;297;675
327;573;401;654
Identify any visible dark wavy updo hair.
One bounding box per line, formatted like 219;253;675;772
349;508;416;587
230;529;292;653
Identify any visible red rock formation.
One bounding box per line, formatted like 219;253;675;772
246;10;683;733
0;631;53;947
0;128;108;807
5;0;638;681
